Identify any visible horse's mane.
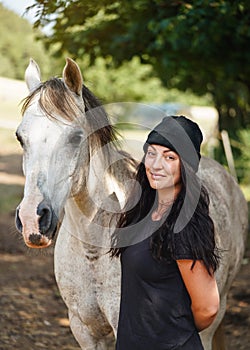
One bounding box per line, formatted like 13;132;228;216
21;77;119;150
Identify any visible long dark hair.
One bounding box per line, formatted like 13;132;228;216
110;155;220;275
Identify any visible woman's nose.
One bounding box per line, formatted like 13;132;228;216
152;155;163;169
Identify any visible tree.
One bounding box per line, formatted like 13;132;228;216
0;4;210;106
30;0;250;133
0;4;60;80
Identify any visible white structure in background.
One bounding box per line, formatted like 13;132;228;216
0;77;27;102
0;77;28;129
179;105;219;159
106;102;219;161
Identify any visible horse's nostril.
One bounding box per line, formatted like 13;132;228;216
15;207;23;233
29;233;43;245
37;202;52;234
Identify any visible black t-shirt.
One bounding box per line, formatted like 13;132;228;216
116;220;204;350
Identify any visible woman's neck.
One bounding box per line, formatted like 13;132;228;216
151;186;181;221
157;184;181;205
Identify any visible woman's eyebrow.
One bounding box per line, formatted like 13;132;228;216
147;146;172;153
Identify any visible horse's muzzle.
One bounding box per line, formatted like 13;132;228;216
15;200;58;248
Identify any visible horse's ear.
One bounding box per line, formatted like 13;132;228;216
25;58;41;92
63;58;83;96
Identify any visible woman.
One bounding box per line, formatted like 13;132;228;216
111;115;220;350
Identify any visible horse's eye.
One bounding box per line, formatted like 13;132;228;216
16;131;24;147
69;131;83;145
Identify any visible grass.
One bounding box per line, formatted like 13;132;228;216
0;183;23;214
0;125;23;215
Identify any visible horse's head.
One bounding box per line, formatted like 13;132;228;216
15;58;92;248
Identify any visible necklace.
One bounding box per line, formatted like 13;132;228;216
158;200;174;208
152;199;174;221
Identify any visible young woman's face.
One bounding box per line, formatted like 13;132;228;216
145;144;182;192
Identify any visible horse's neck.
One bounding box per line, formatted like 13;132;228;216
82;147;131;215
63;177;120;255
62;148;133;255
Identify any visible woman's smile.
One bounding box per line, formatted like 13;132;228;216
145;144;181;193
150;172;166;180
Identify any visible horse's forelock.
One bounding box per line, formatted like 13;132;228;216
21;78;84;122
40;79;82;121
21;78;118;147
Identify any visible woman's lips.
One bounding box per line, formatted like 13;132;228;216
151;173;165;180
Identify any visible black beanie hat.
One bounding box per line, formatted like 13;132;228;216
143;116;203;172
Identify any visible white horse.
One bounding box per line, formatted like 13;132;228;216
15;58;248;350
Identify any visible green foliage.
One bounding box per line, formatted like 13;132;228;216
0;4;60;80
28;0;250;185
31;0;250;132
80;56;167;103
80;56;212;104
235;129;250;185
0;3;211;106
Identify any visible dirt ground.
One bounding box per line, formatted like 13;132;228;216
0;152;249;350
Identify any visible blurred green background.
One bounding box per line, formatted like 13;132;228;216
0;0;249;216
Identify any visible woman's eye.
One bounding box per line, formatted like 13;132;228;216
164;154;175;160
147;151;156;157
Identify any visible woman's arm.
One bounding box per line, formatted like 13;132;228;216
176;259;220;332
